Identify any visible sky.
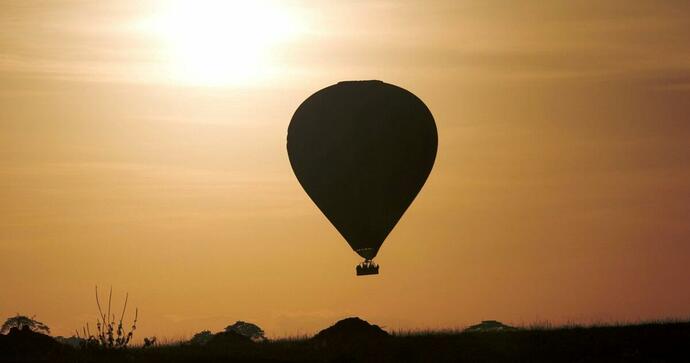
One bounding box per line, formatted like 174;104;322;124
1;0;689;340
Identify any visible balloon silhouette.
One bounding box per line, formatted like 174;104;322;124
287;80;437;275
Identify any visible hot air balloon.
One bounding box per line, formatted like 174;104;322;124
287;80;437;276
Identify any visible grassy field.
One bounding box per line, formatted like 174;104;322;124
3;320;689;362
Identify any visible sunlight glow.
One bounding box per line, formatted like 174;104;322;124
148;0;302;86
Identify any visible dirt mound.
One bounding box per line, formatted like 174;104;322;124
312;317;388;345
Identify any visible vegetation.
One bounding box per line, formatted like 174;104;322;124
142;336;157;348
2;314;689;362
224;321;267;342
67;320;690;362
76;286;138;350
0;314;50;335
188;330;213;346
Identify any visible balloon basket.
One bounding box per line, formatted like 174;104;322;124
356;260;379;276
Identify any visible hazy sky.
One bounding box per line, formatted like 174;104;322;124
1;0;689;340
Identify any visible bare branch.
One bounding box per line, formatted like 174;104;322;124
107;286;112;326
95;286;106;326
119;293;129;323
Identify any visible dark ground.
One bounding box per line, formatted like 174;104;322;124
1;318;689;362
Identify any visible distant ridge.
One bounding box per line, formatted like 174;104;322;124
464;320;517;332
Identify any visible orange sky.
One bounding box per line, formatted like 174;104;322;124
1;1;689;340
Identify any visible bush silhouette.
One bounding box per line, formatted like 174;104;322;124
189;330;214;346
77;286;138;350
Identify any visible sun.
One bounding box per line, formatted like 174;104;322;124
147;0;302;86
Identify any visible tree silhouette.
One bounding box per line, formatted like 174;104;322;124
225;321;267;342
1;314;50;335
189;330;214;345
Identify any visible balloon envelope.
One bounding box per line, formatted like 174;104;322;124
287;80;437;260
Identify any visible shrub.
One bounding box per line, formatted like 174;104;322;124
189;330;214;346
143;336;157;348
77;286;138;350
